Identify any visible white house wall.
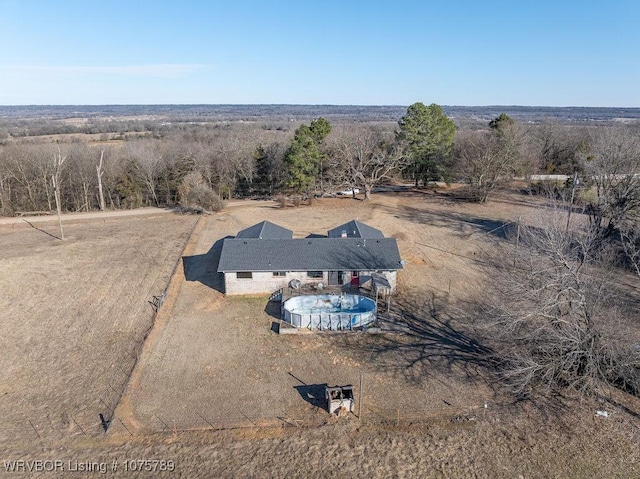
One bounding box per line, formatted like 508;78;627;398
223;271;328;295
223;270;397;295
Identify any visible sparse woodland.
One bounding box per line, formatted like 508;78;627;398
0;104;637;215
1;104;639;400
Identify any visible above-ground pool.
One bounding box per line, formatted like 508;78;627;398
282;294;376;330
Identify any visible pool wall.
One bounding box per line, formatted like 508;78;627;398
282;294;376;330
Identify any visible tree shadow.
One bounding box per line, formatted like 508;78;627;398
336;292;495;387
389;204;515;240
182;236;232;293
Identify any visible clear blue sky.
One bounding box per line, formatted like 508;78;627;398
1;0;638;106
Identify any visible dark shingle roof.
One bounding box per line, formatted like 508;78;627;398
236;221;293;239
327;220;384;239
218;238;402;272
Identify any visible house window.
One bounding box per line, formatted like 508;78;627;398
272;271;286;277
236;272;253;279
307;271;323;279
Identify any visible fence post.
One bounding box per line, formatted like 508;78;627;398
358;373;364;419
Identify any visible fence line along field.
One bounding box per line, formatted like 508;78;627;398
0;212;197;448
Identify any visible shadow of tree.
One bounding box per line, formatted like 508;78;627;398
182;236;232;293
335;292;495;387
391;204;515;240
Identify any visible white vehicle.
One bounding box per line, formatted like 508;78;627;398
336;188;360;196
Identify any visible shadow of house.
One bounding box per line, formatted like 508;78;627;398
182;236;232;294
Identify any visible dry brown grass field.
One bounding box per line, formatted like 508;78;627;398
0;213;198;446
1;188;639;478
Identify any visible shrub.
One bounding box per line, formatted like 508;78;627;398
187;186;225;212
180;172;225;212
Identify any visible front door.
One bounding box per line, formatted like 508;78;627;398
351;271;360;286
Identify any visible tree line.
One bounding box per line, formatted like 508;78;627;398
0;102;637;216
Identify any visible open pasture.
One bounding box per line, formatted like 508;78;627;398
0;212;196;447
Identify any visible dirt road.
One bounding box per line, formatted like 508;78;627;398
0;207;174;225
0;200;273;226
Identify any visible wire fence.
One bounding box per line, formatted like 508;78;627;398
0;406;482;443
6;397;640;446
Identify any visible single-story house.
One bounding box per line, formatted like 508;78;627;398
217;220;403;295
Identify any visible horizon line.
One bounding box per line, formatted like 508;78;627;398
1;103;639;109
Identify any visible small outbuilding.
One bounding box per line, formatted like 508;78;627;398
325;385;354;415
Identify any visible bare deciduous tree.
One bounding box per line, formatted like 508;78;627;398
454;130;513;202
620;220;640;279
581;126;640;239
329;126;407;200
0;146;10;215
65;142;96;212
454;121;528;203
178;171;225;212
96;149;106;211
478;209;640;397
124;140;164;206
51;145;66;239
530;122;589;174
